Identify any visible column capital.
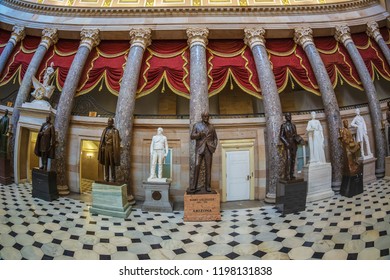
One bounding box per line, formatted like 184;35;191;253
9;25;26;45
40;28;58;50
294;27;314;49
186;28;209;48
334;25;352;46
80;29;100;51
244;27;266;49
129;28;152;50
366;21;381;42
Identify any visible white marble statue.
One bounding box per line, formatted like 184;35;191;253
148;127;168;181
306;111;326;164
350;108;373;159
31;62;55;108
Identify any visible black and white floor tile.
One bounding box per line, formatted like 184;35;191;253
0;180;389;260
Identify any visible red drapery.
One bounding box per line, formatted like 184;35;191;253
0;29;11;56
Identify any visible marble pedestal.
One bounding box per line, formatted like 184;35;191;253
359;156;377;185
142;180;173;212
90;182;132;218
0;157;12;185
385;157;390;180
184;191;221;222
31;168;58;201
276;179;307;214
303;163;334;202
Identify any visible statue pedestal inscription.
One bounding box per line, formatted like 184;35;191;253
0;157;12;185
32;168;58;201
142;180;173;212
184;191;221;222
276;179;307;214
359;156;376;185
90;182;132;218
303;163;334;202
385;157;390;180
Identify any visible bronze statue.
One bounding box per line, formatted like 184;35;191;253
0;109;10;158
98;118;121;182
339;119;361;176
189;112;218;193
279;112;304;181
34;116;56;171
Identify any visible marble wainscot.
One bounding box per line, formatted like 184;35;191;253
142;180;173;212
359;156;377;185
184;190;221;222
303;162;334;202
89;181;132;218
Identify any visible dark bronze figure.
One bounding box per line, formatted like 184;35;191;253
34;116;56;171
339;119;361;176
0;109;9;158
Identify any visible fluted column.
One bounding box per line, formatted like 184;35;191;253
335;25;386;177
55;29;100;195
366;21;390;68
115;28;151;195
294;27;343;190
0;25;25;76
244;28;283;203
186;27;209;188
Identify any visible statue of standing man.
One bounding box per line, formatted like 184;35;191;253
0;110;10;158
148;127;168;181
34;116;56;171
350;108;372;159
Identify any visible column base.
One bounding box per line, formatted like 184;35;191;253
184;190;221;222
32;168;58;201
57;185;70;196
264;192;276;204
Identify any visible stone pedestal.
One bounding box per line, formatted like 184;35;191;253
340;172;363;198
276;179;307;214
0;157;12;185
142;180;173;212
32;168;58;201
359;156;377;185
303;163;334;202
385;157;390;180
89;182;132;218
184;191;221;222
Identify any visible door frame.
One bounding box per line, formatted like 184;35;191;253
220;139;255;202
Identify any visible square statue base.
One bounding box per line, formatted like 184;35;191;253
89;182;132;218
276;179;307;214
142;180;173;212
303;163;334;202
32;168;58;201
384;157;390;180
184;190;221;222
359;156;377;185
340;172;363;198
0;157;12;185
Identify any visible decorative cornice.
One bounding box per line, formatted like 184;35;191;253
244;27;266;49
366;21;381;42
80;29;100;50
187;28;209;48
334;25;353;46
40;28;58;49
9;25;25;45
294;27;314;49
129;28;152;49
0;0;381;18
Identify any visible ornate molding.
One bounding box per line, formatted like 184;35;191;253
244;27;266;49
334;25;353;46
40;28;58;49
9;25;25;45
294;27;314;49
366;21;381;42
187;28;209;48
129;28;152;50
80;29;101;50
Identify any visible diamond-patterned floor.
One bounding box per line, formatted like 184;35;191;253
0;180;389;260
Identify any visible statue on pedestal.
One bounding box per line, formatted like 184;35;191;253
279;112;305;181
31;62;55;108
148;127;168;181
339;119;361;175
34;116;56;171
0;109;10;158
350;108;372;159
98;118;121;182
189;112;218;193
306;111;326;164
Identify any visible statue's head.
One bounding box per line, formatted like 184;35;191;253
355;108;360;115
343;119;349;128
157;127;163;135
311;111;316;119
284;112;292;122
4;109;8;116
201;112;210;123
107;117;114;127
46;115;51;123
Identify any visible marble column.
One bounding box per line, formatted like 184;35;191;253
55;29;100;195
294;27;343;190
0;25;25;76
244;28;283;203
186;28;209;189
366;21;390;69
114;28;151;195
335;25;386;177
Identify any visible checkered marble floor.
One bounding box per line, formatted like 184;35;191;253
80;178;93;195
0;180;389;260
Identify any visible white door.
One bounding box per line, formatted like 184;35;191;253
226;150;250;201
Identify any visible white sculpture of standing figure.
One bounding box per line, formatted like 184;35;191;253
306;111;326;164
148;127;168;180
350;108;373;159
